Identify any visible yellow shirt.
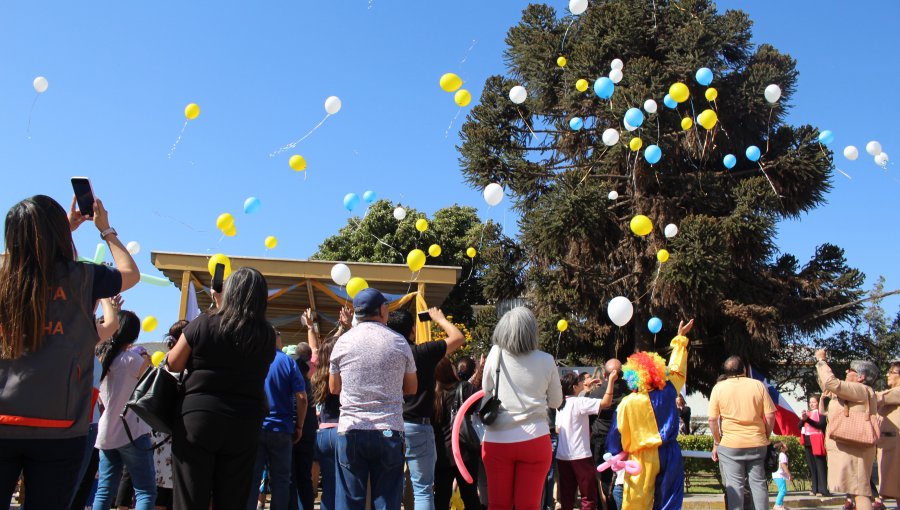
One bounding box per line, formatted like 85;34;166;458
708;377;776;448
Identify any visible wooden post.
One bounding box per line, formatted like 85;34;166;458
306;279;317;314
178;270;191;320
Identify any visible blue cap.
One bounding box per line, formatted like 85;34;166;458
353;288;388;318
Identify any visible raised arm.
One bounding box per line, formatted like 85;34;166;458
303;308;320;352
668;319;693;393
429;308;466;355
95;296;120;342
90;199;139;291
815;350;873;403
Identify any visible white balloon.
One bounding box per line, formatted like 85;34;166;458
393;207;407;221
33;76;48;94
483;183;504;206
764;84;781;104
664;224;678;239
643;99;658;114
843;146;859;161
609;68;623;84
324;96;342;115
610;58;624;71
126;241;141;255
509;85;527;105
601;128;620;146
607;296;634;327
875;152;889;168
569;0;588;15
866;141;882;156
608;191;619;200
623;120;637;132
330;263;352;286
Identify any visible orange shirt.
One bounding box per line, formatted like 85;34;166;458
708;377;776;448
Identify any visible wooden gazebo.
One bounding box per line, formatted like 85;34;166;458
151;251;462;344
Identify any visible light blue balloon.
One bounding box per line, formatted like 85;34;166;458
363;190;377;204
695;67;714;86
243;196;261;214
723;154;737;169
818;130;834;145
594;77;615;99
644;144;662;164
343;193;360;211
624;108;644;128
663;94;677;109
648;317;663;334
746;145;761;162
569;117;584;131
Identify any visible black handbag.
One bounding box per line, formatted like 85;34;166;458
120;358;182;444
478;350;503;425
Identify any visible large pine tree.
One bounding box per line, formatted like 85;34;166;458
458;0;864;392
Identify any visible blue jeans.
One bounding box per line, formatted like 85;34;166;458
613;484;623;510
775;478;787;505
404;422;436;510
336;429;405;510
246;429;295;510
315;428;339;510
92;434;157;510
541;432;559;510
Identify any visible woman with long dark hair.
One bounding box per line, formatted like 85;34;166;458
167;267;276;509
0;195;138;508
93;310;157;510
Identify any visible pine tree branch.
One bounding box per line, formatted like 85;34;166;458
800;289;900;323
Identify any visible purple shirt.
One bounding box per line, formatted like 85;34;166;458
329;322;416;432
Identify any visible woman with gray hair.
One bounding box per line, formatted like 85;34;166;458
815;349;879;510
481;307;563;510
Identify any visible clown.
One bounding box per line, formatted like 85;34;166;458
606;319;693;510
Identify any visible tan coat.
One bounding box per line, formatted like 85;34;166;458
817;361;877;497
876;386;900;499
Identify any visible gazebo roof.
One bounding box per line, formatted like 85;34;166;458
151;251;462;344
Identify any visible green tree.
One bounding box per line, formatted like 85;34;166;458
457;0;864;392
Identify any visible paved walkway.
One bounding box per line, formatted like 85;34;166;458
683;492;847;510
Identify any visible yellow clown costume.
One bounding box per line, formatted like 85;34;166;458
606;334;689;510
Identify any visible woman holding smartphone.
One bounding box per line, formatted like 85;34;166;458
0;194;139;508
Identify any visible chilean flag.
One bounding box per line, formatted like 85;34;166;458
749;366;801;437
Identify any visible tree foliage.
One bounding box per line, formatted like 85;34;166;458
457;0;864;392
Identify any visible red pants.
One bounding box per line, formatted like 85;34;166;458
557;457;598;510
482;435;552;510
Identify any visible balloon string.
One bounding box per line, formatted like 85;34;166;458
818;143;852;180
270;113;331;157
444;109;463;139
555;331;563;361
516;108;538;140
765;105;775;154
25;94;39;140
347;216;404;262
757;162;784;205
649;264;661;309
560;19;576;51
459;39;477;65
167;120;188;159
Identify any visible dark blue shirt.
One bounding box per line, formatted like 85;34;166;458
263;351;306;433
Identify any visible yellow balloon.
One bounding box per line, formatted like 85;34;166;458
681;117;693;130
454;89;472;107
142;316;158;333
216;213;234;231
223;225;237;237
289;155;307;172
184;103;200;120
428;244;442;257
151;351;165;367
669;82;690;103
629;137;643;152
439;73;463;93
575;79;589;92
697;109;718;130
346;277;368;298
407;249;427;272
264;236;278;250
630;215;653;237
557;319;568;332
466;247;476;258
657;249;670;263
207;253;232;279
415;219;429;232
557;56;567;67
705;87;718;101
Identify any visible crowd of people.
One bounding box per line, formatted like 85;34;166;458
0;193;898;510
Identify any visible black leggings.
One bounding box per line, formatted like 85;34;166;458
434;458;483;510
802;440;829;495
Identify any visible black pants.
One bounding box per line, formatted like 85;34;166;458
116;468;134;507
802;440;829;496
593;436;615;510
0;435;87;509
292;437;316;510
70;446;101;510
172;411;262;510
434;457;482;510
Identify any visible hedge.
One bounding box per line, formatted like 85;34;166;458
677;435;809;490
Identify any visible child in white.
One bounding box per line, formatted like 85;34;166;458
772;441;792;510
555;372;608;510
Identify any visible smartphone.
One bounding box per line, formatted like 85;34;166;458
211;263;225;293
71;177;95;216
417;310;432;322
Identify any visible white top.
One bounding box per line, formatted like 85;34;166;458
615;469;625;485
96;350;151;450
482;346;563;444
555;396;603;460
772;452;789;479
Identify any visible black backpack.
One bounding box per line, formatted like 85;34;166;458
451;383;482;458
765;443;780;473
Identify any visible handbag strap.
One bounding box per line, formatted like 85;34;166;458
491;350;503;400
839;386;874;417
120;406;172;451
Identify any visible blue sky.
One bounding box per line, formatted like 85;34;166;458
0;1;897;342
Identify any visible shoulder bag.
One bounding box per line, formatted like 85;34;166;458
120;357;185;449
828;388;883;447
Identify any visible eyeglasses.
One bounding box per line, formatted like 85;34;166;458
888;371;900;376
